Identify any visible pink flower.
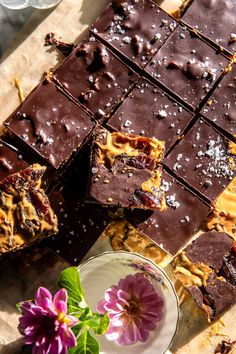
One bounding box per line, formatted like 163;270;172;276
97;273;164;346
18;287;78;354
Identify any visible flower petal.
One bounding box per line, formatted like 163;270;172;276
53;289;67;314
50;335;63;354
62;328;77;348
35;287;53;309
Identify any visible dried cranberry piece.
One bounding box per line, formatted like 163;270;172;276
119;154;155;170
131;189;162;209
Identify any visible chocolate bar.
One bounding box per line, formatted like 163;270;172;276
181;0;236;55
145;25;229;109
107;78;193;152
172;231;236;321
5;80;95;169
126;170;210;255
53;36;139;120
0;164;58;255
164;118;236;203
45;183;109;265
91;0;177;68
88;126;166;210
201;64;236;138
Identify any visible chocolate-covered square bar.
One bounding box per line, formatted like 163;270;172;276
45;183;109;265
88;127;166;210
164;118;236;203
201;64;236;137
91;0;177;68
145;26;229;110
181;0;236;55
172;231;236;321
53;36;139;120
107;79;193;152
4;80;95;169
0;164;58;255
126;170;210;255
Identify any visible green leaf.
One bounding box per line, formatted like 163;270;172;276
86;313;110;335
72;322;85;338
58;267;85;303
69;329;99;354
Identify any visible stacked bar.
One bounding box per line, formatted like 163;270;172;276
0;0;236;320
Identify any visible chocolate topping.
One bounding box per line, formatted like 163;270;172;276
126;170;210;255
91;0;177;68
5;81;95;169
186;231;233;271
107;79;193;152
181;0;236;55
202;65;236;137
205;278;236;319
164;118;236;203
146;26;229;109
54;36;139;119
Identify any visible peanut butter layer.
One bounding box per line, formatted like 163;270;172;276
172;231;236;322
0;164;58;254
102;220;168;266
205;177;236;238
89;127;166;210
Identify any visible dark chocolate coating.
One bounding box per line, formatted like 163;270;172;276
201;64;236;137
45;183;109;265
205;278;236;319
186;231;233;272
4;81;94;169
0;137;29;182
54;36;139;119
91;0;177;68
107;79;193;152
145;26;229;109
88;126;163;209
62;141;91;198
164;118;236;203
126;170;210;255
221;254;236;286
181;0;236;55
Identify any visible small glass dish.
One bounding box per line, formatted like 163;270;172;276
0;0;61;9
78;251;179;354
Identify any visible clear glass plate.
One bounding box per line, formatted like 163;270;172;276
0;0;61;9
78;251;180;354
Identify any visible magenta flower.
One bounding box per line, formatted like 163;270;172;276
97;272;164;346
18;287;78;354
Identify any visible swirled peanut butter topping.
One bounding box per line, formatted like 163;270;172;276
172;252;213;287
0;164;58;254
97;131;165;166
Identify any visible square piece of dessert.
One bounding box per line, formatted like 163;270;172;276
126;170;211;255
53;36;139;120
0;164;58;255
107;78;193;152
181;0;236;55
145;26;229;110
91;0;177;68
164;118;236;203
4;80;95;169
88;127;166;210
172;231;236;321
201;64;236;138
